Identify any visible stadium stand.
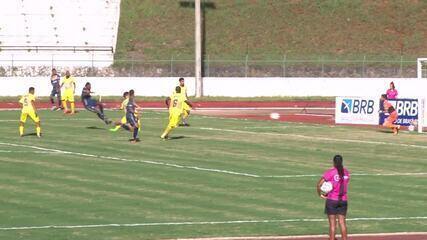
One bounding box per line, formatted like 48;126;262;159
0;0;120;68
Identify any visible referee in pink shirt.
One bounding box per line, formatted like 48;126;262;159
317;155;350;240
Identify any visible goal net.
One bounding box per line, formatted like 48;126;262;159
417;58;427;79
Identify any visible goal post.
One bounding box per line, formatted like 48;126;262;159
418;98;424;133
416;58;427;132
417;58;427;79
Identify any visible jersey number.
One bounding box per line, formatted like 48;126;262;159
172;99;178;107
23;97;29;106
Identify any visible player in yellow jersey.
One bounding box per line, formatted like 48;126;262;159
60;70;76;114
110;91;141;132
177;77;192;126
19;87;41;137
161;86;193;139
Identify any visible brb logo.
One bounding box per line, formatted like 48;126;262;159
395;100;418;117
341;99;375;114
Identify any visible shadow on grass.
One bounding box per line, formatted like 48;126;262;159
21;133;38;137
86;126;105;130
169;136;186;140
376;129;394;134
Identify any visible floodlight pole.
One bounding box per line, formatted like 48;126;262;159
195;0;203;97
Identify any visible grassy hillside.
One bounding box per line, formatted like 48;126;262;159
116;0;427;61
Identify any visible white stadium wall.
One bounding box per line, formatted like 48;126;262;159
0;0;121;67
1;77;427;99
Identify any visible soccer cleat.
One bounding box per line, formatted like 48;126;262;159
160;135;169;140
395;125;400;135
51;106;57;111
109;128;119;132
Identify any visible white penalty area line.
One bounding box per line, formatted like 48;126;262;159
177;232;427;240
0;216;425;231
198;127;427;150
262;172;427;178
0;142;425;179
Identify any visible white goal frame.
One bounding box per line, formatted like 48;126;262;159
418;98;424;133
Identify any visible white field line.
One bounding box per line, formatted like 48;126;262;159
294;113;333;117
192;107;334;111
243;126;324;129
0;107;333;111
0;142;259;178
198;127;427;150
0;216;425;231
262;172;427;178
0;142;425;179
0;117;161;122
177;232;427;240
0;150;61;154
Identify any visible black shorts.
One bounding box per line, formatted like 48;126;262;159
325;199;347;215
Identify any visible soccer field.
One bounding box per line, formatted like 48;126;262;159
0;109;426;240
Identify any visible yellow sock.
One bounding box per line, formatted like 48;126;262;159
161;126;172;138
138;120;142;132
36;126;41;137
62;101;68;111
183;111;189;119
70;102;75;113
19;126;24;136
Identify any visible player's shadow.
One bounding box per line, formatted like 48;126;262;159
169;136;186;140
21;133;38;137
376;129;393;134
86;126;105;130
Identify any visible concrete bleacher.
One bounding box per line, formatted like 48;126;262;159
0;0;120;67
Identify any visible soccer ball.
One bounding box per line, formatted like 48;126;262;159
320;181;333;194
408;125;415;132
270;112;280;120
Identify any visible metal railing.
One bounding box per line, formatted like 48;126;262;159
0;56;421;77
0;46;114;53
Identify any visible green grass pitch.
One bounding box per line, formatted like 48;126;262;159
0;110;425;239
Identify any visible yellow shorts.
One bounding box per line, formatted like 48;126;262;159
20;111;40;123
183;102;192;112
120;116;127;124
61;91;74;102
168;112;182;128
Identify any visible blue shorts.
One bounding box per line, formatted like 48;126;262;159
83;99;97;110
50;88;61;97
126;113;138;127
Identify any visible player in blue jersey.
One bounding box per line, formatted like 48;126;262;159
125;89;141;143
81;82;111;124
49;68;62;111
